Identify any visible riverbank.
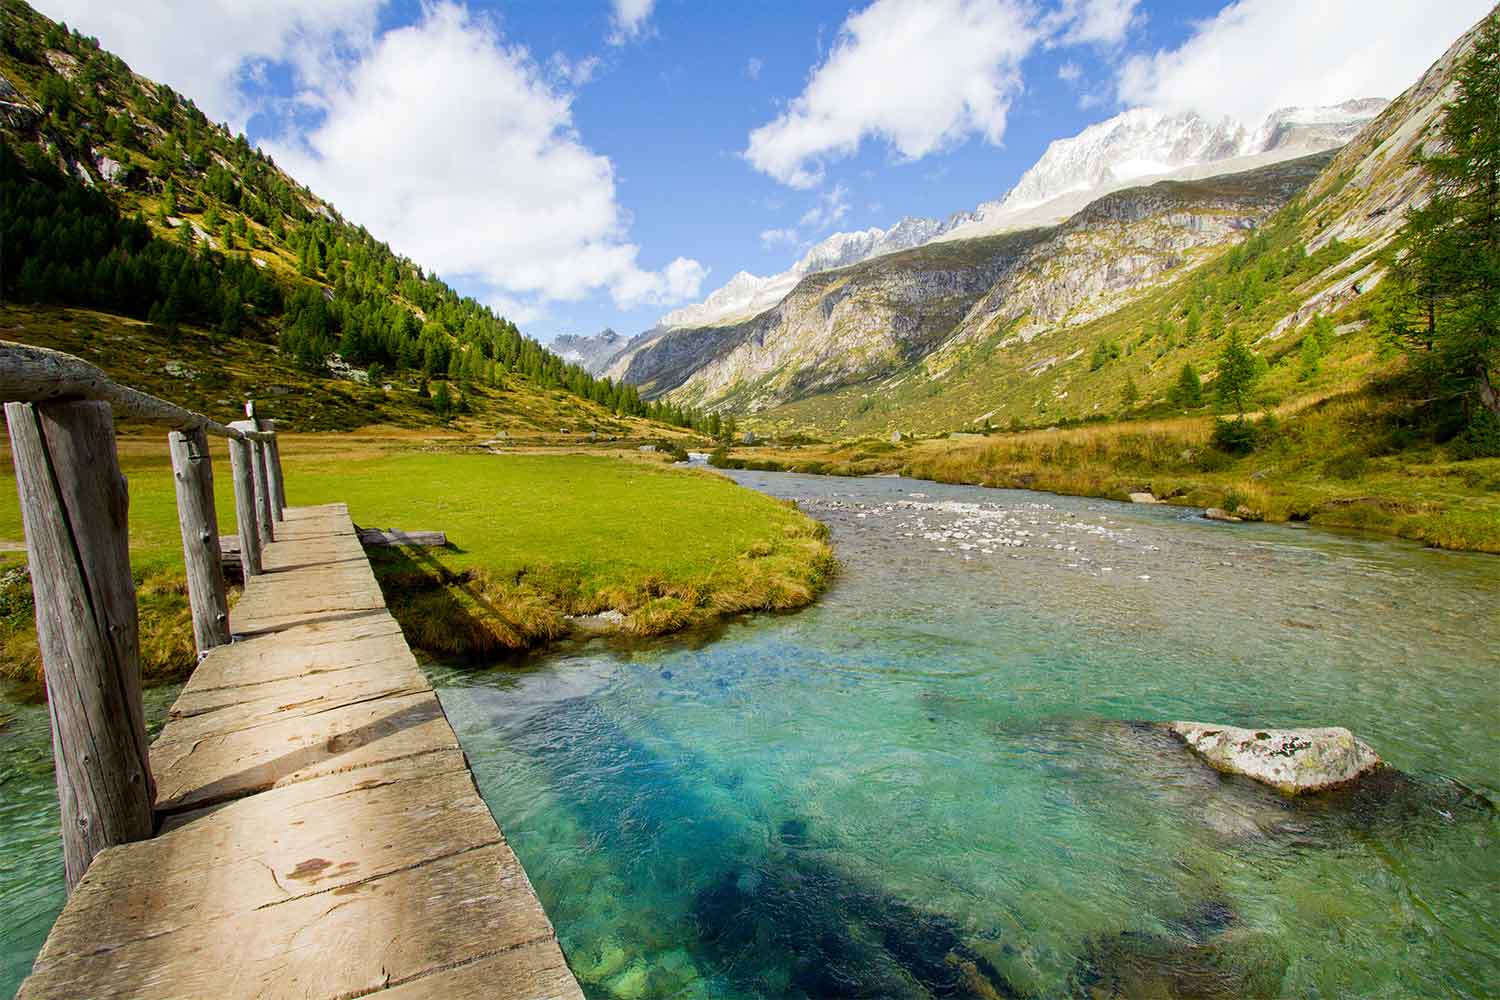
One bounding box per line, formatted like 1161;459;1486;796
0;436;835;691
718;393;1500;554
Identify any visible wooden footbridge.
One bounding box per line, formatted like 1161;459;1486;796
1;343;583;999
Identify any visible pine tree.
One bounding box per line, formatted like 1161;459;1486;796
1215;328;1259;418
1170;362;1203;409
1383;8;1500;441
1120;376;1139;409
432;381;453;422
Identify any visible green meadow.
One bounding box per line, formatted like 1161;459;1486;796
0;440;834;688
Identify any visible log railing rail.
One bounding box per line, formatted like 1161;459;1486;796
1;340;287;890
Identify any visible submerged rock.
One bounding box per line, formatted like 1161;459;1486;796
1070;926;1289;1000
1167;722;1382;795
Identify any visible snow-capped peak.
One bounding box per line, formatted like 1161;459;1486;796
937;99;1386;241
658;100;1386;330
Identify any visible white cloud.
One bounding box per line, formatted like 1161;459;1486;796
746;56;764;80
608;0;655;46
761;227;800;248
743;0;1038;188
550;51;601;87
1057;60;1082;83
1047;0;1139;47
263;3;703;312
798;183;850;230
33;0;383;131
1118;0;1496;126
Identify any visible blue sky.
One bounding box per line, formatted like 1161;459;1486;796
38;0;1494;343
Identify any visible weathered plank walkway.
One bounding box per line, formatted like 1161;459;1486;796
17;504;583;1000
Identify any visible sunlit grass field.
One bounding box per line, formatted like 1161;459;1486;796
0;437;834;685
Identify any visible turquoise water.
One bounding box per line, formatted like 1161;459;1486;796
0;683;179;996
435;473;1499;1000
1;473;1497;998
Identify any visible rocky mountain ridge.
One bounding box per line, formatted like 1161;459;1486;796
551;328;623;371
648;101;1386;340
748;10;1491;437
651;153;1329;414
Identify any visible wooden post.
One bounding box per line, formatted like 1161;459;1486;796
259;421;285;522
230;419;273;545
253;439;274;541
264;420;287;513
168;427;231;655
226;435;262;578
4;400;155;891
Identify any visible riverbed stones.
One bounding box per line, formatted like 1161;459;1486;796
1128;491;1162;504
1203;507;1243;522
1167;722;1382;794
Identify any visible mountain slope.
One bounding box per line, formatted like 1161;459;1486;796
0;0;679;434
655;11;1488;439
650;101;1384;338
637;153;1327;416
750;9;1492;438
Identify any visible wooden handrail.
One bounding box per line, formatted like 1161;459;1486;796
2;339;290;891
0;340;273;440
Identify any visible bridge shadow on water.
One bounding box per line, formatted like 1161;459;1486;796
487;690;1021;1000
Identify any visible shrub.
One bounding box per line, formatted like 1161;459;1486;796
1322;451;1368;480
1210;417;1260;455
1454;408;1500;459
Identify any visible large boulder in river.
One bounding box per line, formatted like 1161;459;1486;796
1166;722;1382;795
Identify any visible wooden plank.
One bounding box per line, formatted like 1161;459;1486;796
156;747;471;833
150;691;460;813
177;612;407;693
160;659;430;741
16;503;582;999
17;843;561;1000
35;760;497;952
357;528;448;547
169;427;231;654
3;399;154;890
377;941;585;1000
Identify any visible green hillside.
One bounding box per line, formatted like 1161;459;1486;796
757;197;1382;436
0;0;686;434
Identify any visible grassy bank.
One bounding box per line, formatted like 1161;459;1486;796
0;437;835;691
712;389;1500;554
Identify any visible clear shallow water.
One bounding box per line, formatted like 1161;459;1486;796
0;683;179;996
0;473;1496;999
435;473;1499;1000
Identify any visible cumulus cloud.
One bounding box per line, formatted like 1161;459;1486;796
1118;0;1495;126
33;0;382;130
743;0;1038;188
264;3;703;311
1046;0;1140;47
608;0;655;46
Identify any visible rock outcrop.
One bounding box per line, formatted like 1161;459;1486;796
551;328;625;375
632;154;1327;413
1166;722;1382;795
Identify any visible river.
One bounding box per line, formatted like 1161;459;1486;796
1;471;1497;998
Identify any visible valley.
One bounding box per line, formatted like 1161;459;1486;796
1;2;1497;999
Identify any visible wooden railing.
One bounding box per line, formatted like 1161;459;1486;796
0;340;287;891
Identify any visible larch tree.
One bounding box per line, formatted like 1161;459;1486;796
1384;8;1500;446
